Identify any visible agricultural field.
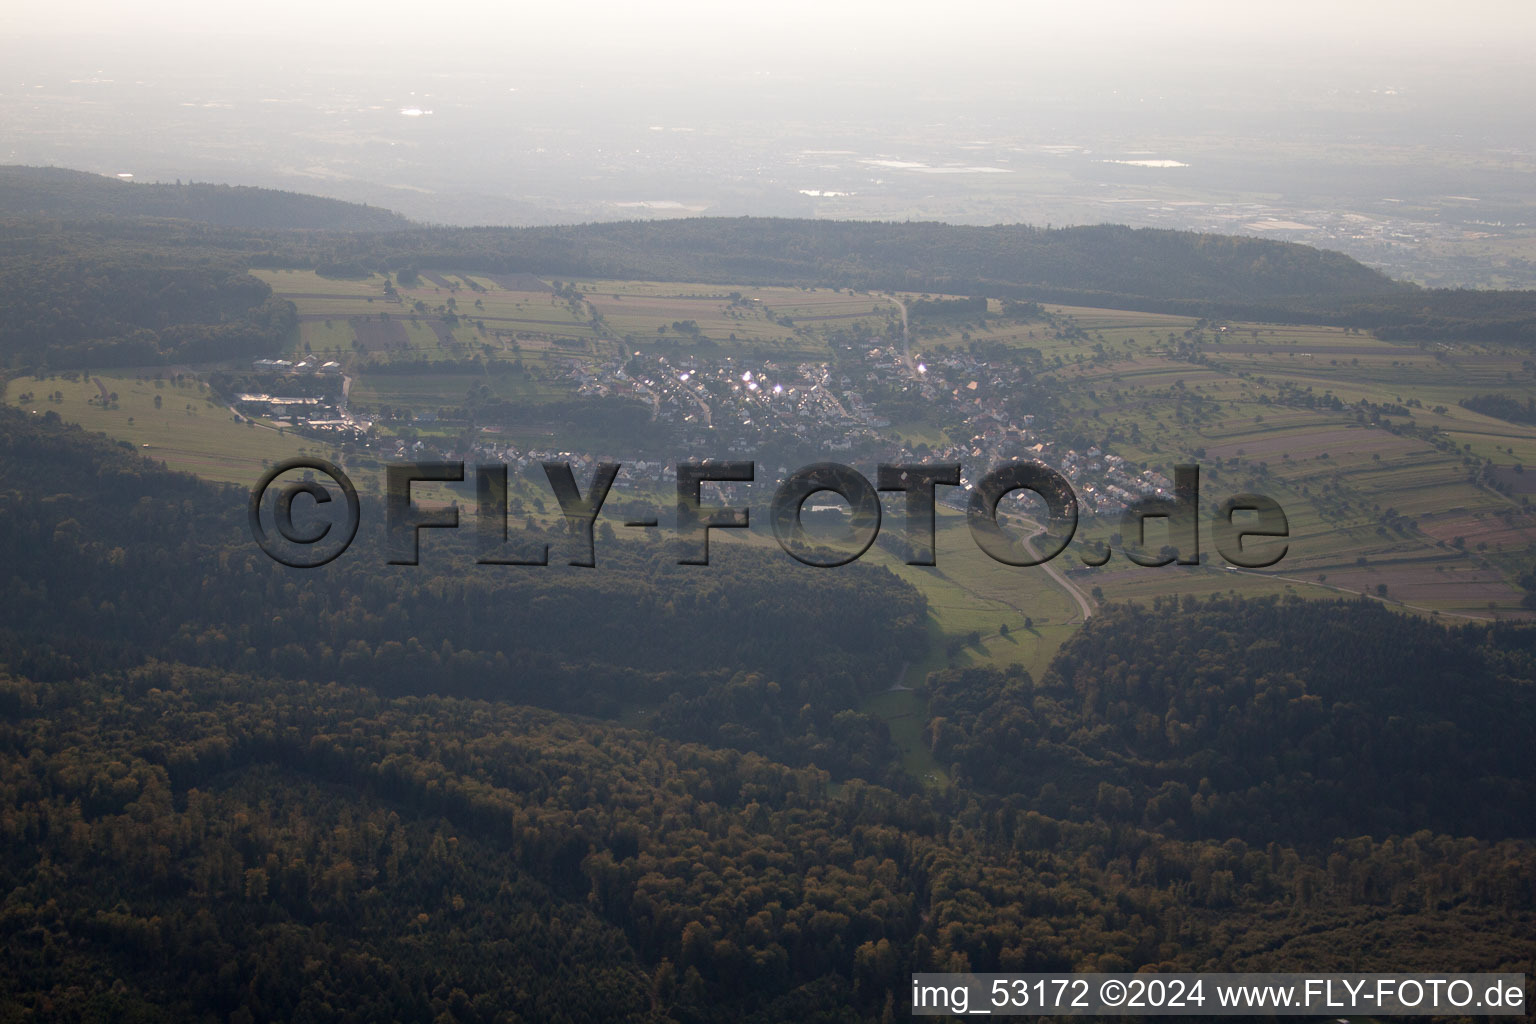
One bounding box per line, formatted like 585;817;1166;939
254;269;607;357
347;372;569;414
5;371;330;487
664;504;1086;787
254;273;909;422
1033;303;1536;620
671;500;1081;681
15;283;1536;775
580;279;894;358
15;280;1534;693
257;271;899;365
897;293;1068;354
585;287;782;345
872;510;1087;785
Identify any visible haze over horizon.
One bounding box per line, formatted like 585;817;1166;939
4;6;1536;1019
4;0;1535;284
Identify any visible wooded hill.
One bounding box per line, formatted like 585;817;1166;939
0;166;411;232
926;598;1536;844
0;409;1531;1021
0;407;925;783
7;163;1536;368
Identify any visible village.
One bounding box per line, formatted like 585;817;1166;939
233;327;1180;521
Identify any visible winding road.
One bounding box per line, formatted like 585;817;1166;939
1008;513;1097;623
1034;540;1096;623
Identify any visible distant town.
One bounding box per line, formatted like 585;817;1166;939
224;325;1178;520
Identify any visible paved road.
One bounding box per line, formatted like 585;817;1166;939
1005;512;1097;623
1025;531;1095;623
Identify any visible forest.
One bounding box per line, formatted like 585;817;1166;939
0;404;1532;1022
0;409;924;783
0;235;293;369
925;599;1536;843
7;172;1536;372
2;176;1535;1018
1460;393;1536;426
0;167;411;232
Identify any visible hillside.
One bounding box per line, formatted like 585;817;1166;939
547;218;1407;304
927;598;1536;843
0;236;294;369
10;172;1536;348
0;407;924;781
0;411;1531;1020
0;166;412;232
331;217;1409;317
388;218;1534;341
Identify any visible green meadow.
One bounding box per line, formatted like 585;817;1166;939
6;372;331;487
15;283;1534;785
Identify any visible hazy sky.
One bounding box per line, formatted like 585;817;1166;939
5;0;1534;61
6;0;1534;119
4;0;1533;263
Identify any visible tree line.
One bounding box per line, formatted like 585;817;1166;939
9;210;1536;372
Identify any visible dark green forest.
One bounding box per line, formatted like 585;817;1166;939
2;174;1535;1019
0;407;1533;1021
8;169;1536;371
1461;393;1536;426
925;600;1536;843
0;168;411;233
0;222;294;370
0;410;920;783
